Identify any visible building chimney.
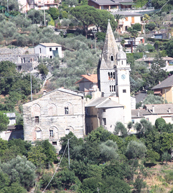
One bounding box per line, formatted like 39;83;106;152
152;105;154;113
43;90;47;96
168;108;171;113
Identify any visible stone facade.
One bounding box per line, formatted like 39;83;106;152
23;88;85;151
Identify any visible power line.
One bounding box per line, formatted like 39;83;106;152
42;142;68;193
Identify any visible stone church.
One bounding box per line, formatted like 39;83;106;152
23;21;132;149
85;20;131;134
23;88;85;151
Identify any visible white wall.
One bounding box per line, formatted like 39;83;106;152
35;45;62;58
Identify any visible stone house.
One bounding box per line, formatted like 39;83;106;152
35;43;63;59
76;74;98;96
23;88;85;151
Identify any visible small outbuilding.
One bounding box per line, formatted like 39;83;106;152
34;43;62;59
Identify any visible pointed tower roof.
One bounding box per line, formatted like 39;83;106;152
100;20;119;69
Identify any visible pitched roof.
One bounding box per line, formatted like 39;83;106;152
132;104;173;118
145;104;173;114
96;98;124;108
89;0;133;5
23;88;83;106
39;43;61;47
152;75;172;90
85;97;124;108
131;109;149;118
76;74;98;84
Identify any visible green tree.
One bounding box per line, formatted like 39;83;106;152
143;94;165;105
132;23;142;31
114;14;124;31
8;139;31;157
134;119;153;136
162;151;171;164
71;5;98;37
145;22;156;31
28;146;47;168
0;155;36;190
0;112;9;131
1;182;27;193
114;122;127;137
48;7;59;20
133;176;146;193
145;63;167;89
35;140;57;165
155;118;166;132
38;64;49;76
0;170;10;190
99;140;119;162
102;176;131;193
126;141;147;159
165;39;173;57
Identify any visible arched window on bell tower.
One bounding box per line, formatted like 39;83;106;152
111;56;114;61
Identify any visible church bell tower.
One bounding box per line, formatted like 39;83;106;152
97;20;119;97
98;20;131;124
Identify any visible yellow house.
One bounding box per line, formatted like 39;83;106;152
152;75;173;103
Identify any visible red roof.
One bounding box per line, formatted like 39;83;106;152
76;74;98;84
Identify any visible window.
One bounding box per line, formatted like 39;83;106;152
18;65;22;71
50;130;53;137
36;130;41;139
132;119;134;124
122;61;123;65
56;48;58;50
52;141;57;145
103;118;106;125
50;56;52;59
113;72;115;79
49;48;52;51
111;56;114;61
40;48;41;53
103;109;106;112
110;85;111;92
35;116;39;123
108;72;110;80
65;129;70;135
123;89;126;93
65;107;69;114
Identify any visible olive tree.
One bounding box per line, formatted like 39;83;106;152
100;140;119;162
126;141;147;159
0;155;36;190
114;122;127;137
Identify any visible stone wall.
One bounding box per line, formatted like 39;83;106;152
23;89;85;152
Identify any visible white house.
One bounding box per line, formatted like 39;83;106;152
34;43;63;59
18;0;60;13
113;11;144;33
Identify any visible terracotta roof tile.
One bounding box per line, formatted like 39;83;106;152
76;74;98;84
